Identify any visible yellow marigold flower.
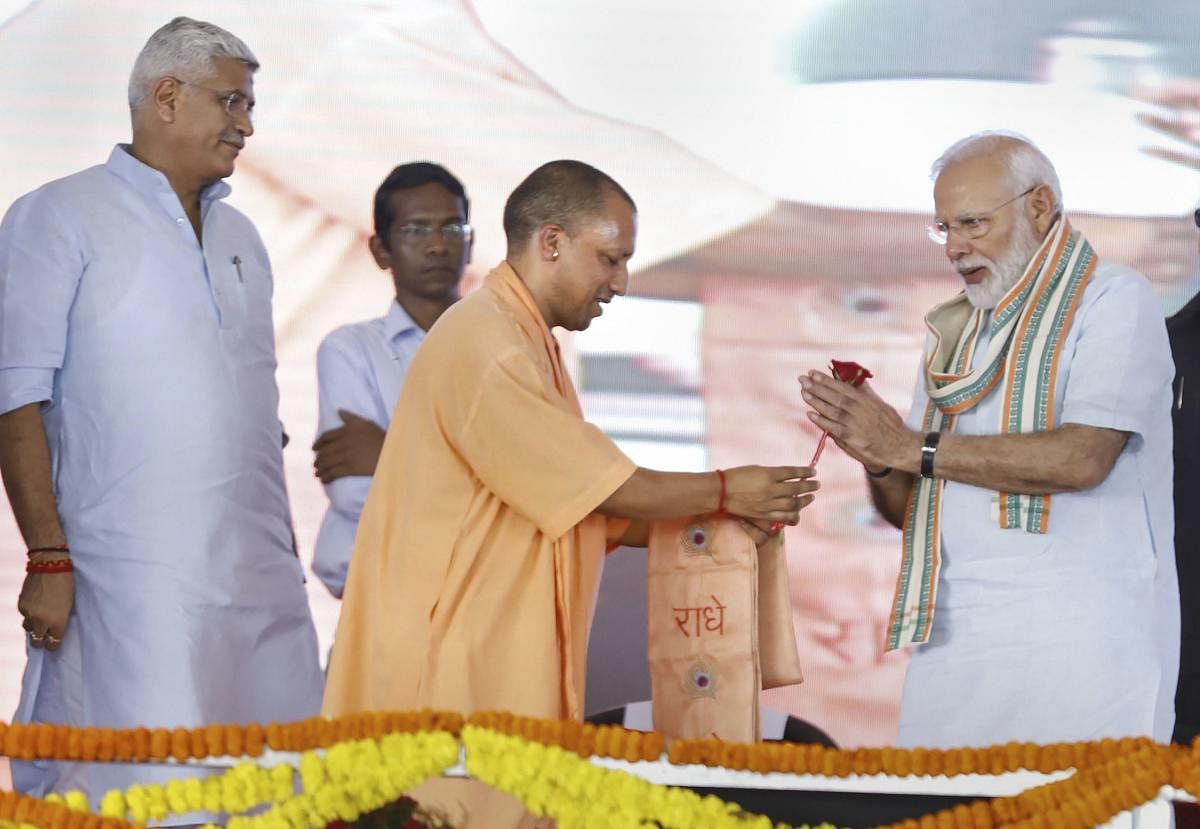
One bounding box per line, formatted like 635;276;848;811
125;784;149;824
60;791;88;813
164;779;189;815
99;789;127;819
144;783;169;821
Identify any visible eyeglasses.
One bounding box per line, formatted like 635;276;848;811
394;222;473;242
927;185;1038;245
173;78;255;121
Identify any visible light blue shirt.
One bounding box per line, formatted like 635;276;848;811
0;145;323;804
313;301;425;597
898;260;1178;747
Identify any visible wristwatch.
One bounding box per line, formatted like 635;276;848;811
920;431;941;479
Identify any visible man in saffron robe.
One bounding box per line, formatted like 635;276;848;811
323;160;817;722
800;132;1177;746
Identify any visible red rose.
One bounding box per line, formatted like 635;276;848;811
809;359;874;465
829;359;872;386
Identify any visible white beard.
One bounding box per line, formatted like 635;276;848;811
957;220;1043;310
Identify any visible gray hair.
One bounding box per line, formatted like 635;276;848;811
930;131;1063;210
128;17;258;112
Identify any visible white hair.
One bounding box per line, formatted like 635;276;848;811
930;131;1063;211
128;17;258;112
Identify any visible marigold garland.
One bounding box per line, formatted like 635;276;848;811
462;725;838;829
466;711;664;763
216;731;460;829
27;732;459;829
3;710;1195;829
0;820;39;829
873;743;1177;829
666;735;1159;779
0;711;463;764
0;790;135;829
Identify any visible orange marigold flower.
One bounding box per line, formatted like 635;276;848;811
225;723;244;757
96;728;115;761
132;726;151;762
245;722;265;757
205;723;226;757
188;726;207;760
149;727;169;761
113;728;134;761
53;724;72;759
168;726;189;762
67;727;84;761
79;727;100;762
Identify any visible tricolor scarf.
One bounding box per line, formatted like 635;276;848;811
886;219;1096;650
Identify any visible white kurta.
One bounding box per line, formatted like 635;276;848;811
312;301;424;598
0;146;323;809
897;260;1178;747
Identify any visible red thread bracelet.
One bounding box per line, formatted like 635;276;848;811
26;559;73;575
27;544;69;557
715;468;727;515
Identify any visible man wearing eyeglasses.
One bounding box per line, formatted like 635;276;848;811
0;17;322;811
800;131;1177;747
310;163;472;599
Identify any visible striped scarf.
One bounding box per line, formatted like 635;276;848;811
886;219;1096;650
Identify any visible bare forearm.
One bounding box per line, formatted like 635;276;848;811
0;403;67;547
597;468;719;520
885;424;1127;496
868;470;916;529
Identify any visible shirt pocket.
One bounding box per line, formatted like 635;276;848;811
220;255;273;339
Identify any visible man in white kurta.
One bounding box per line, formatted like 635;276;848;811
800;132;1177;746
312;163;470;598
0;18;322;811
894;259;1176;745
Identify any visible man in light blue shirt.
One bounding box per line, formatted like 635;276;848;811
312;163;472;597
0;17;322;811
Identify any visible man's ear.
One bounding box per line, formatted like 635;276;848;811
1028;183;1058;236
150;77;183;124
536;223;565;262
367;235;391;271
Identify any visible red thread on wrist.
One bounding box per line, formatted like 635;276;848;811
716;469;727;515
27;545;69;557
26;559;73;575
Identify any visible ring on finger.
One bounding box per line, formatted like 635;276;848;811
28;631;44;643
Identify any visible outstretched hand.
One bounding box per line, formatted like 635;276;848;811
721;465;819;526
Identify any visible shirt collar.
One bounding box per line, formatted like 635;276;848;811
105;144;232;203
384;300;421;343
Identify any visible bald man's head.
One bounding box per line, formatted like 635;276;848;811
503;160;636;256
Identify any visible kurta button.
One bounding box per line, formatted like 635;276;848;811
176;218;184;224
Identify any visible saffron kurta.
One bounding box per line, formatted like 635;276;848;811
0;146;324;807
323;262;636;721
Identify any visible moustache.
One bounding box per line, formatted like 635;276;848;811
955;258;994;275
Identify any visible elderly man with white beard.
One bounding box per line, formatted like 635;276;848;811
800;131;1178;747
